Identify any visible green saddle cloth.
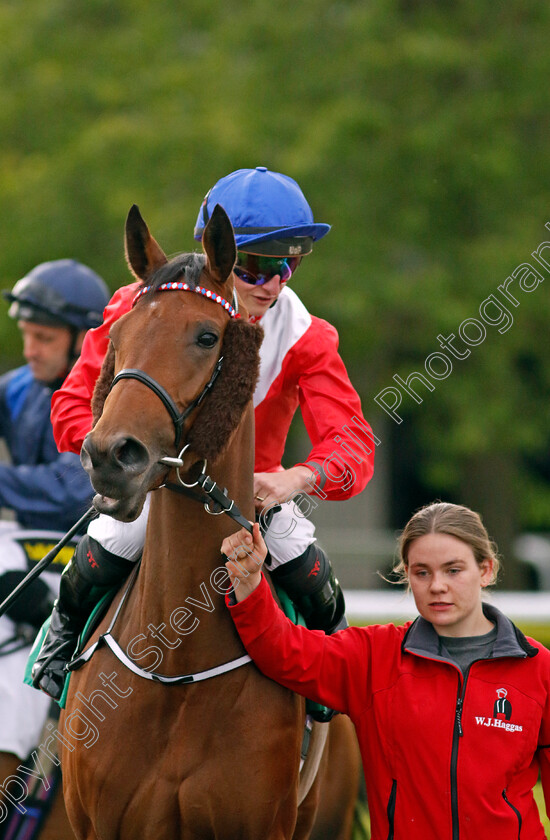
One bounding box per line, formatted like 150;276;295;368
274;585;333;721
24;588;117;708
24;584;331;718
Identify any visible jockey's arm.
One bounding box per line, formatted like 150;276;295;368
51;283;138;454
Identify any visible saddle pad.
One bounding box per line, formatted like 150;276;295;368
24;588;117;709
24;585;331;717
274;585;332;722
24;618;50;689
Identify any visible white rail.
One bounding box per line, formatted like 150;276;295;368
344;590;550;624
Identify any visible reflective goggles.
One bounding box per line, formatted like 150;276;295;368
233;252;302;286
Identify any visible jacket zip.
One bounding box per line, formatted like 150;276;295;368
502;790;522;839
407;651;466;840
386;779;396;840
450;675;465;840
450;660;494;839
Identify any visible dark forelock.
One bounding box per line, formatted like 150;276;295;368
143;252;206;293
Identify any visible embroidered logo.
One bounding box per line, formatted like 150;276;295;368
307;559;321;578
494;688;512;721
475;688;522;733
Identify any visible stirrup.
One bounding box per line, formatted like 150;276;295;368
32;660;69;701
31;638;74;688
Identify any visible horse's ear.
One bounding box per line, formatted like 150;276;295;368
202;204;237;287
125;204;168;281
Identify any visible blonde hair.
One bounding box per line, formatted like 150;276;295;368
392;501;500;586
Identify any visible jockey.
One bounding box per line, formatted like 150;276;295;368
0;259;110;760
32;168;375;706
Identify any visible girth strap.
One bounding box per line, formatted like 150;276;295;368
67;561;252;684
71;629;251;685
100;636;250;685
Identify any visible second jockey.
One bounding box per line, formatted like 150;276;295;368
0;260;109;760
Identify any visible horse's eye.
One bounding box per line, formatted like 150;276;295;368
197;331;219;349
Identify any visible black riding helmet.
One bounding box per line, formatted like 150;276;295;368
3;260;110;369
3;259;110;331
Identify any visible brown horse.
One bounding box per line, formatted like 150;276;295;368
58;203;358;839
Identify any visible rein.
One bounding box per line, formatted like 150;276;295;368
163;471;254;534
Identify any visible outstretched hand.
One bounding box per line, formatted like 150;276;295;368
222;522;267;602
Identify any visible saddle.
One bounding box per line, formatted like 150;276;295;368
25;579;334;722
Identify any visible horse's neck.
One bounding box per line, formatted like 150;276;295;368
132;414;255;669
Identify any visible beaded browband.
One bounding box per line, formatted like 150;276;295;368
132;281;240;319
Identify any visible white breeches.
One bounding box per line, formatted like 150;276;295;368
0;522;70;759
87;494;316;569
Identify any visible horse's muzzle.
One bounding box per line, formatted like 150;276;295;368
81;432;152;492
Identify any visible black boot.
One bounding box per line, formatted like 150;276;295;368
270;543;348;635
270;544;347;723
31;535;135;700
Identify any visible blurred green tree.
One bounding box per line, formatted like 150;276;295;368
0;0;549;584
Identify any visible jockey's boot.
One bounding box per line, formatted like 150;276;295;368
270;543;348;635
270;544;347;723
31;535;135;701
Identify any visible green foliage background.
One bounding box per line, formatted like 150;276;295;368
0;0;549;566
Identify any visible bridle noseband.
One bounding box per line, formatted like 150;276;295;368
110;357;223;449
109;280;239;449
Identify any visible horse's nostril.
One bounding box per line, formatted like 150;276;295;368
112;437;149;472
81;436;102;471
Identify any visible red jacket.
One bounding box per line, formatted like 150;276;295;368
228;575;550;840
51;285;373;501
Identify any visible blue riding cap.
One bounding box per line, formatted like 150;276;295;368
193;167;330;256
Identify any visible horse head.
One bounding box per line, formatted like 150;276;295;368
81;204;263;522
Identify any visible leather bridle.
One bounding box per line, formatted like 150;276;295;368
108;280;239;448
109;356;223;449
